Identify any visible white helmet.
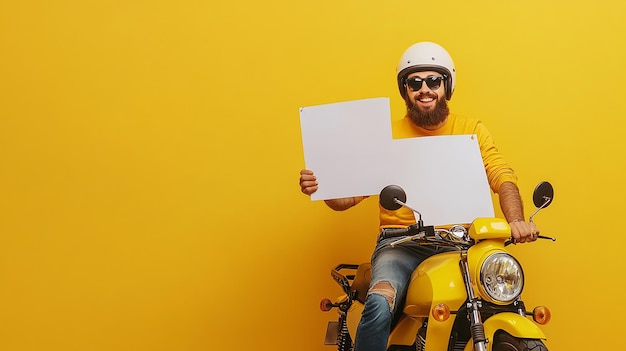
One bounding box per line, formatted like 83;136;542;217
396;42;456;101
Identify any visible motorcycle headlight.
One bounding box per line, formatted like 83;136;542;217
479;253;524;304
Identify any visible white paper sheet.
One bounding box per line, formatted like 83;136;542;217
299;97;494;226
384;135;495;225
299;98;393;200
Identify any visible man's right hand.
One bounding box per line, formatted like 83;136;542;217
299;169;368;210
299;169;318;196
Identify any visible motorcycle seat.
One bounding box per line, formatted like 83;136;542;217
351;263;372;304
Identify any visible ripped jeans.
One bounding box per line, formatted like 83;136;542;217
353;232;453;351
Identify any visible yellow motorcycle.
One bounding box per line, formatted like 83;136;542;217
321;182;555;351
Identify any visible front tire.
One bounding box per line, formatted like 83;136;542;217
492;331;548;351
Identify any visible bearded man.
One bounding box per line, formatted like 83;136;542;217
299;42;539;351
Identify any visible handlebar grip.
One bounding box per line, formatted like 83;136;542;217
380;227;412;239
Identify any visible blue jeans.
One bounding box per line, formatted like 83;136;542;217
353;232;452;351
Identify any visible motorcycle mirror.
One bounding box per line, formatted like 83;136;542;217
532;181;554;209
379;185;406;211
529;181;554;224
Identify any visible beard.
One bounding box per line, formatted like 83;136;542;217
406;93;450;128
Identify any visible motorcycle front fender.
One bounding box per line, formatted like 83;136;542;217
462;313;546;351
484;312;546;339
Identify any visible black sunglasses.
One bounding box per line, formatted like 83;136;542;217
404;75;445;91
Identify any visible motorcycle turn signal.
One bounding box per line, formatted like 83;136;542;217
320;298;334;312
532;306;552;325
431;303;451;322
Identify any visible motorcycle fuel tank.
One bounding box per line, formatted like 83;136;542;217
403;250;466;317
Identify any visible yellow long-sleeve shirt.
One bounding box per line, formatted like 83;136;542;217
380;114;517;227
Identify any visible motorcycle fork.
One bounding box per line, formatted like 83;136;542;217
459;250;488;351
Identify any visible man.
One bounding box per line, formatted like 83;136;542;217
299;41;539;351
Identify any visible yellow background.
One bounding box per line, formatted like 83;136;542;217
1;0;624;350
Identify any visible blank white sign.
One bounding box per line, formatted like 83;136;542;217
299;97;494;226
